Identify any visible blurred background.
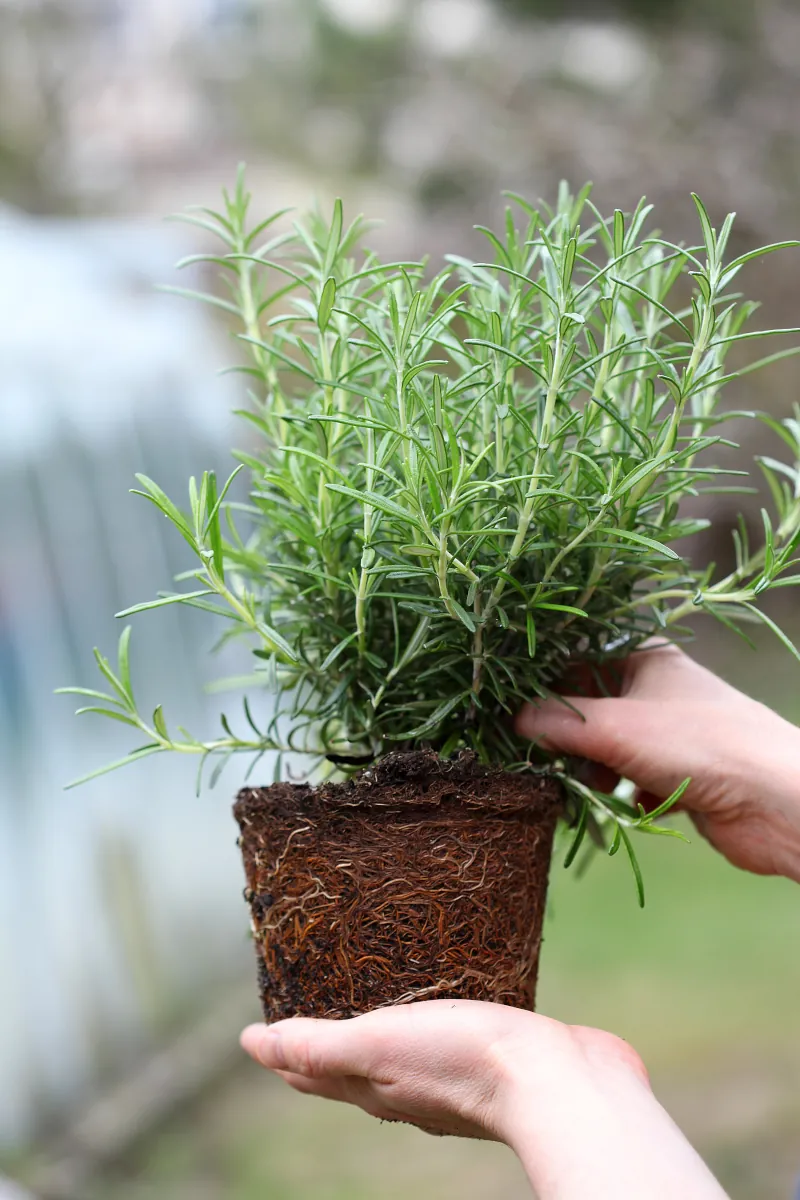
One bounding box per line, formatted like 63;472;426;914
1;1;800;1197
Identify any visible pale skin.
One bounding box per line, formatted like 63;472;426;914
241;643;800;1199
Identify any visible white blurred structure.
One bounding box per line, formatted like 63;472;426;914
0;1181;32;1200
0;209;259;1148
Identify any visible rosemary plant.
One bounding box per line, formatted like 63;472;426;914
61;174;800;898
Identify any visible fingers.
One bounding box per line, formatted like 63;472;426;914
634;787;676;814
549;642;686;700
552;660;627;699
241;1001;496;1083
241;1017;382;1081
273;1068;348;1100
515;645;696;775
515;691;694;803
581;762;621;796
515;694;631;771
240;1005;508;1139
621;640;693;693
273;1068;399;1121
516;644;726;808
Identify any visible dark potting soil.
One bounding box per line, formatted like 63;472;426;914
234;750;561;1022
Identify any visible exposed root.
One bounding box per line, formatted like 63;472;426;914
235;750;561;1021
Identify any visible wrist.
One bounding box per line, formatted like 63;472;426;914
489;1029;640;1177
498;1048;640;1194
493;1032;729;1200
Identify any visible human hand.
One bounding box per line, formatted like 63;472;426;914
241;1000;728;1198
516;641;800;882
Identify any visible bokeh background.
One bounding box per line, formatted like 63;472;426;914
2;1;800;1197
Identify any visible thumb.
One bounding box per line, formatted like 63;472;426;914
241;1016;379;1080
515;695;631;774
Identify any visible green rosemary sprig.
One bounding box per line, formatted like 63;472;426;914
60;171;800;897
